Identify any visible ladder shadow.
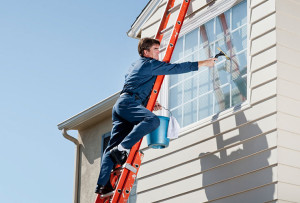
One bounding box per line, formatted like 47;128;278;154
199;111;275;202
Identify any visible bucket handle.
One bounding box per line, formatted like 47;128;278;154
162;106;172;117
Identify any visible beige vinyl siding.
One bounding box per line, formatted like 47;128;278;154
133;0;280;202
276;0;300;201
277;147;300;202
137;99;277;202
277;182;300;203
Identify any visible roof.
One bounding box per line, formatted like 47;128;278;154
57;91;120;131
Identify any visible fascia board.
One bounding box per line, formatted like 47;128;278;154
127;0;162;39
57;91;120;130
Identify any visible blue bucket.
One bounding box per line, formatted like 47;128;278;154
146;116;170;149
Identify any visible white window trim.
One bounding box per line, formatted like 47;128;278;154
158;0;252;134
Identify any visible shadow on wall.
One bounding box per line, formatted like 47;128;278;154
80;128;104;165
199;110;275;202
76;128;104;200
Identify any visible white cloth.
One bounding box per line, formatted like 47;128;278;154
167;116;180;139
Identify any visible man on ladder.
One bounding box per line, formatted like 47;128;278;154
95;37;217;195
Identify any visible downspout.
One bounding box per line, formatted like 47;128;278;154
62;128;80;203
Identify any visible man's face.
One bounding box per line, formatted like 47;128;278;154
143;44;160;60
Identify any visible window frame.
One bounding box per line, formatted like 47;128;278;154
158;0;251;132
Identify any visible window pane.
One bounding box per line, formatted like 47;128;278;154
224;9;231;29
183;75;198;103
171;107;182;127
232;25;247;53
198;46;209;61
170;60;184;86
202;19;215;43
215;38;229;59
183;52;198;79
171;37;183;62
215;61;230;85
199;67;211;95
200;25;213;58
232;76;247;106
214;85;230;113
232;0;247;29
169;83;183;109
185;49;199;61
170;74;179;87
170;73;184;87
217;12;231;39
182;71;193;80
183;100;197;127
236;51;247;75
199;93;213;120
232;75;247;99
185;28;198;56
216;17;224;40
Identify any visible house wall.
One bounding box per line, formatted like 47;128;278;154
276;0;300;202
135;0;280;202
72;0;300;202
76;116;113;203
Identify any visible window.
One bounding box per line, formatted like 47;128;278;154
169;0;247;127
101;132;111;156
101;132;137;202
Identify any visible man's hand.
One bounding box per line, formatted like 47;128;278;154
153;101;162;111
198;58;217;68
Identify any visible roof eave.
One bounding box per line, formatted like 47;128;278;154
127;0;161;39
57;91;120;131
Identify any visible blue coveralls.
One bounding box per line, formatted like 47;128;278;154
97;57;198;186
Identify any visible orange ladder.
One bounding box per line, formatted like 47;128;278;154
95;0;191;202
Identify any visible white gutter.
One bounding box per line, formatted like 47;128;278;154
58;92;120;203
62;128;80;203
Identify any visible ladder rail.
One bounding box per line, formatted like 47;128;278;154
95;0;191;202
115;0;191;202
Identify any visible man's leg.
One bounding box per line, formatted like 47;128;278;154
96;96;160;192
96;108;134;189
116;101;160;150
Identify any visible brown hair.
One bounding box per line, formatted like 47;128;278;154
138;38;160;57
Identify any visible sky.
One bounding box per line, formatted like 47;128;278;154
0;1;149;202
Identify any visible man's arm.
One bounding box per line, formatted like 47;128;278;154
149;58;217;76
198;58;217;68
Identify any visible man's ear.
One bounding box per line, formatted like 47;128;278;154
143;49;149;57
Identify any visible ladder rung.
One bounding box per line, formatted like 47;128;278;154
124;163;137;173
100;191;114;199
112;166;123;173
160;25;174;34
167;3;181;14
